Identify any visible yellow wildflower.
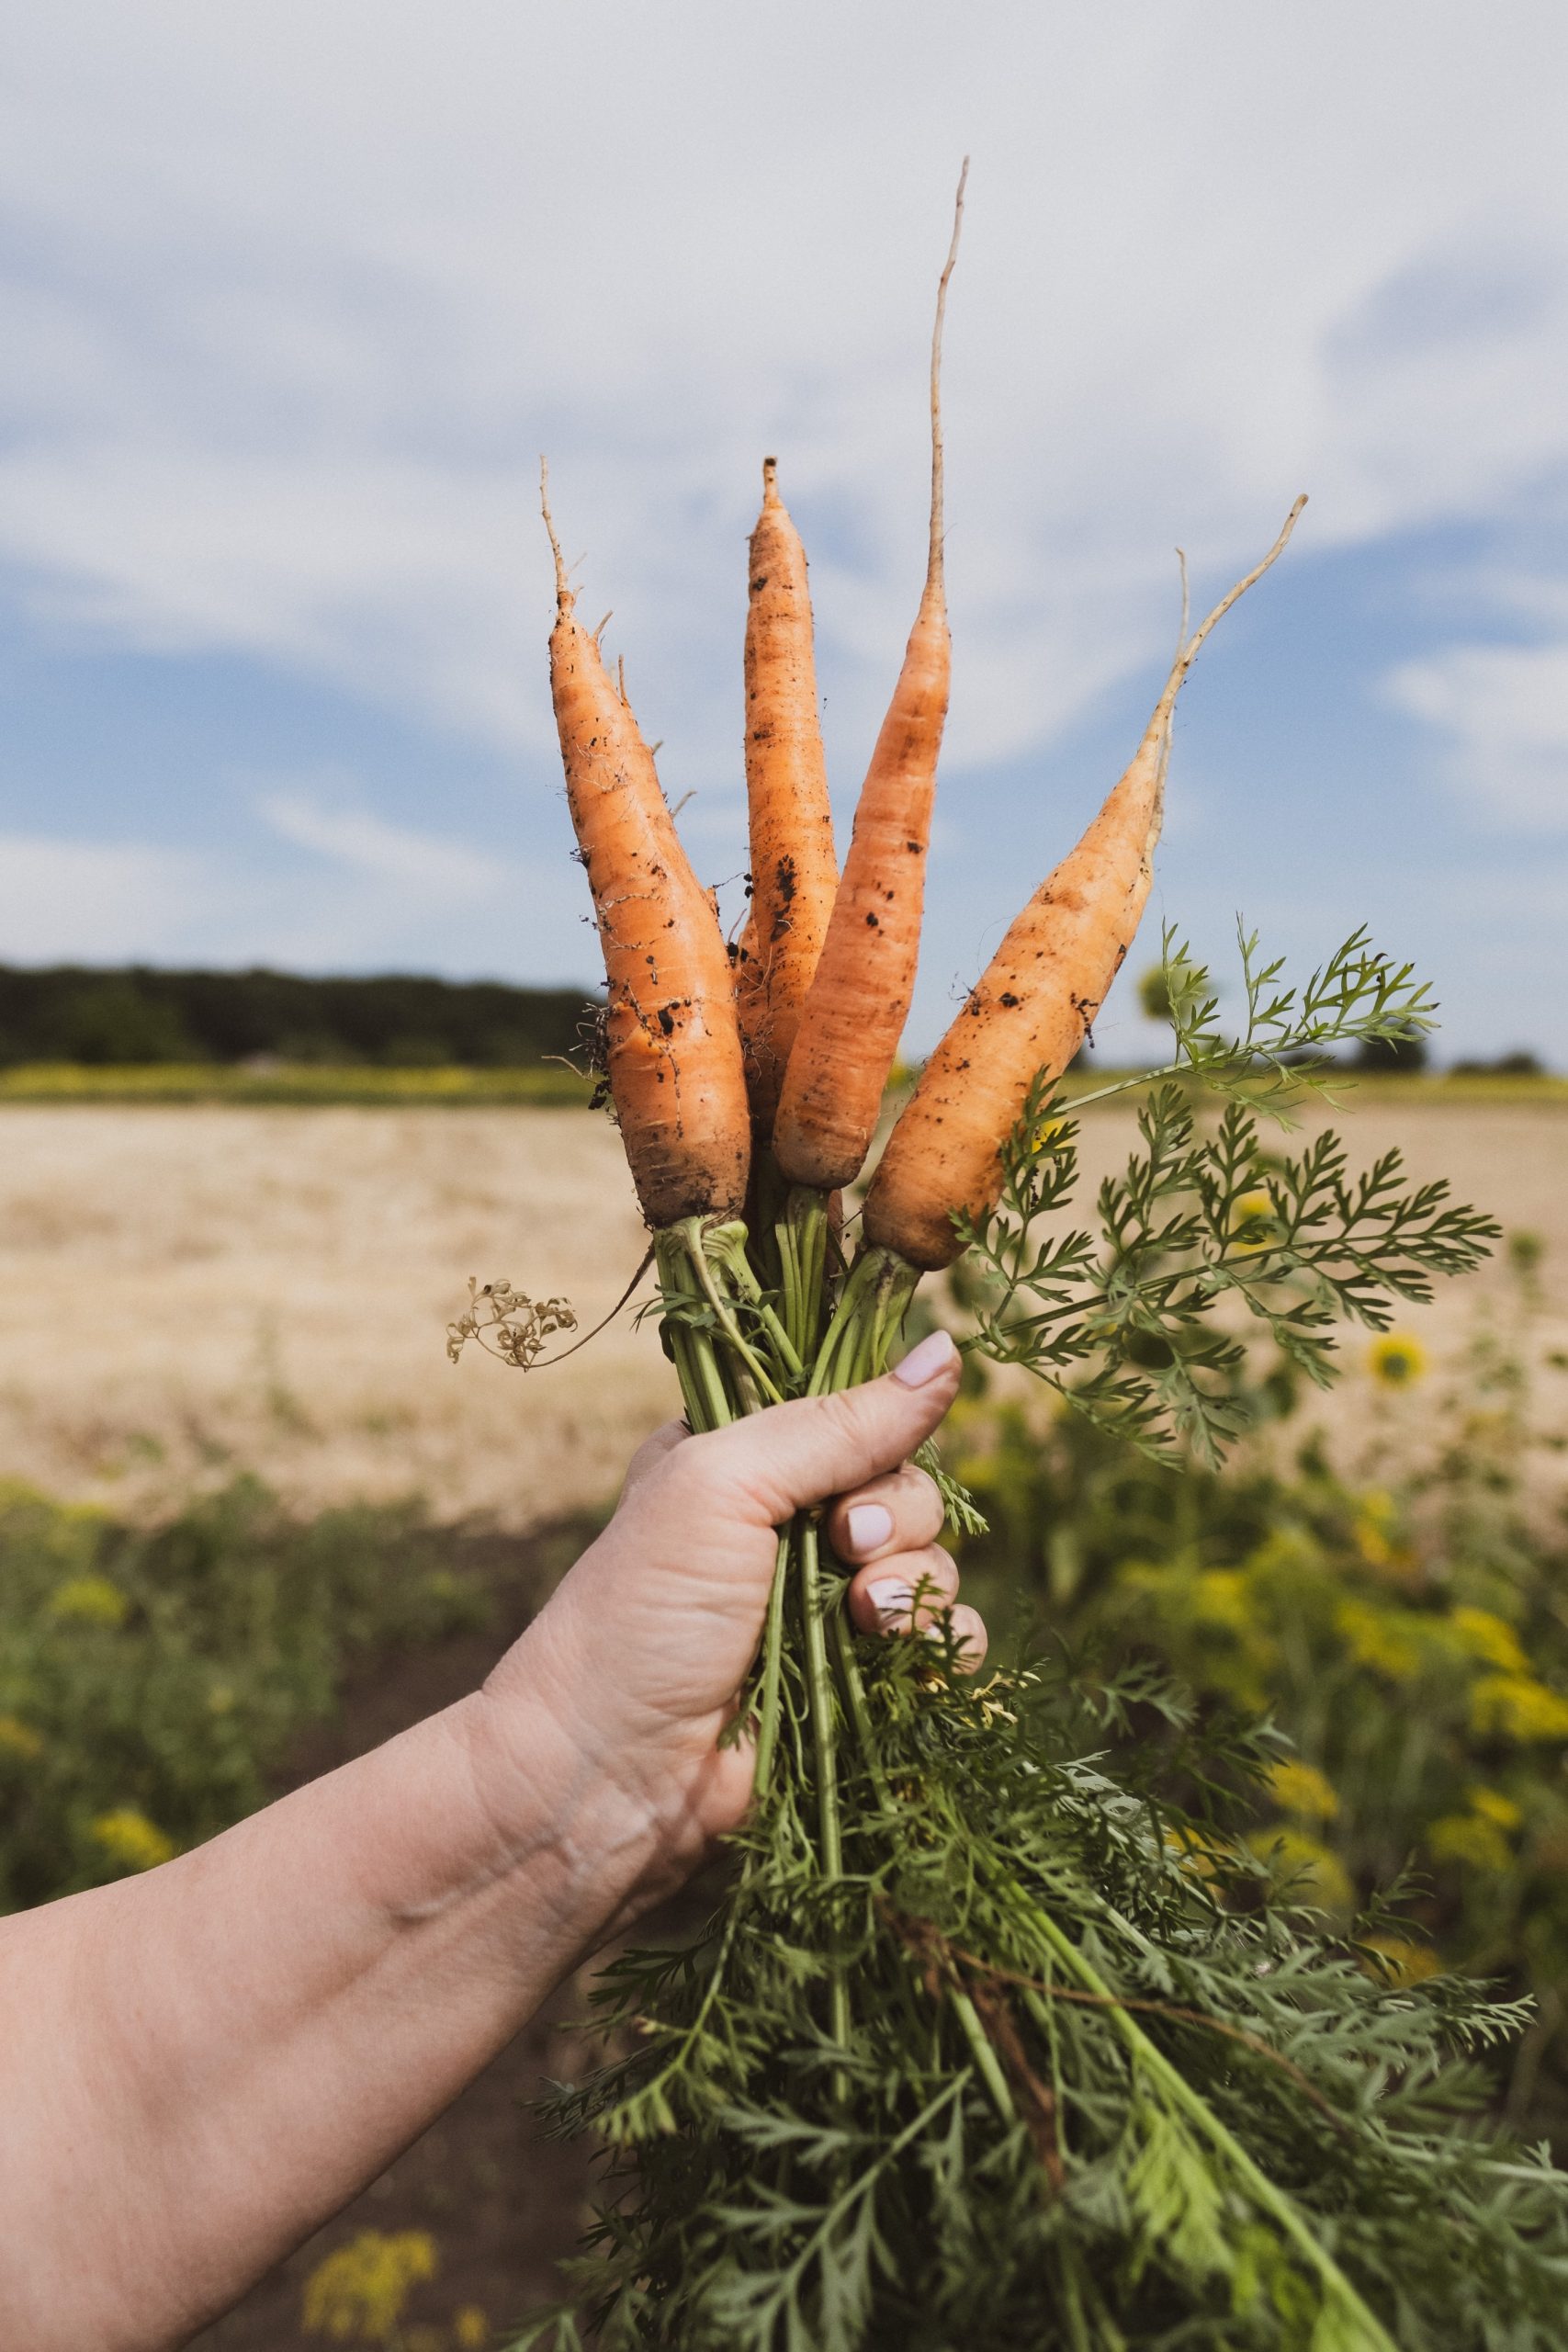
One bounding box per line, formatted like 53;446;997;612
1336;1600;1424;1682
1193;1570;1252;1631
1267;1758;1340;1823
1468;1786;1523;1831
1367;1332;1427;1388
302;2229;438;2342
1165;1825;1234;1884
1230;1190;1277;1251
1245;1828;1353;1914
1428;1812;1513;1873
1471;1674;1568;1743
1450;1609;1527;1674
91;1808;175;1871
48;1574;129;1628
454;2310;491;2350
1359;1934;1440;1985
0;1713;43;1761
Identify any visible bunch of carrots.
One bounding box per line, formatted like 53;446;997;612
502;179;1568;2352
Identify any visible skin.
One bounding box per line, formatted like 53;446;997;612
0;1332;976;2352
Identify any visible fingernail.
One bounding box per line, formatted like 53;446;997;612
891;1329;957;1387
846;1502;895;1555
866;1578;915;1625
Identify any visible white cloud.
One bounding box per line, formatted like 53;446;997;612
1385;640;1568;831
0;836;213;964
257;787;510;899
0;796;593;981
0;0;1566;785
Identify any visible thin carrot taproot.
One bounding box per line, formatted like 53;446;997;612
542;463;750;1229
772;161;968;1193
863;497;1306;1270
733;458;838;1136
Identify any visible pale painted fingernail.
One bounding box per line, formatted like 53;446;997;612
866;1577;915;1626
892;1329;957;1387
846;1502;894;1555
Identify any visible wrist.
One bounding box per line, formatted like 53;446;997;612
454;1613;680;1949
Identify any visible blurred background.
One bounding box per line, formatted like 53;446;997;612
3;5;1566;2346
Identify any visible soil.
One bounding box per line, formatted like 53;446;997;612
192;1516;614;2352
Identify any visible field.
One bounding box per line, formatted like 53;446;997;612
6;1091;1568;2349
2;1091;1564;1532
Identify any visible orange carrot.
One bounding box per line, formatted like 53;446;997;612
734;458;838;1134
771;162;968;1193
863;498;1307;1270
542;466;750;1229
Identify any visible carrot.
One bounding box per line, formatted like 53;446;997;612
863;497;1307;1270
542;465;750;1229
734;458;838;1135
771;161;968;1193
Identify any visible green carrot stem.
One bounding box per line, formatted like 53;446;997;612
711;1231;805;1380
751;1532;791;1796
677;1219;787;1405
1012;1894;1398;2351
799;1517;850;2060
950;1986;1017;2124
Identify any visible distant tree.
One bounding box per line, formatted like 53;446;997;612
45;978;197;1065
1451;1050;1544;1078
1354;1031;1428;1074
1137;964;1174;1024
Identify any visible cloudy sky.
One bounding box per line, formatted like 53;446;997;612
3;2;1566;1063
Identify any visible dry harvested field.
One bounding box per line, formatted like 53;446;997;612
1;1096;1564;1527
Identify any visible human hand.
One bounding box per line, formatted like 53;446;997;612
474;1329;979;1929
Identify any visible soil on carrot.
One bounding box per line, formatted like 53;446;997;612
193;1514;611;2351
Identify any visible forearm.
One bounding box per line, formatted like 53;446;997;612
0;1619;648;2352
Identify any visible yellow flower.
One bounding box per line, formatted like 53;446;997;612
1450;1609;1527;1674
302;2230;438;2342
1164;1825;1234;1885
1359;1934;1440;1985
1468;1786;1523;1831
1336;1599;1424;1683
48;1574;129;1628
1368;1332;1427;1389
91;1808;175;1871
1230;1190;1277;1251
1471;1674;1568;1743
1245;1828;1353;1913
0;1713;43;1761
454;2309;490;2349
1193;1570;1252;1630
1428;1812;1514;1873
1267;1758;1340;1823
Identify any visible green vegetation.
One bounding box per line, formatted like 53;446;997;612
945;1232;1568;2135
0;1060;593;1106
0;1477;495;1912
0;964;595;1070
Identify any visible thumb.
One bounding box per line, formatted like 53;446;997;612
698;1330;961;1525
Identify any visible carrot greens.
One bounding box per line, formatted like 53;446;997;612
485;189;1568;2352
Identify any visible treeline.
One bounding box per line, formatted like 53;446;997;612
0;967;597;1069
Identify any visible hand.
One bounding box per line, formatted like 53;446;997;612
476;1329;980;1924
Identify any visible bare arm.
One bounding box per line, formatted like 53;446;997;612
0;1332;970;2351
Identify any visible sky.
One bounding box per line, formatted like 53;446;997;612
2;2;1566;1065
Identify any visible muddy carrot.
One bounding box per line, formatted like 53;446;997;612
735;458;838;1135
543;465;750;1229
863;498;1306;1270
772;162;968;1193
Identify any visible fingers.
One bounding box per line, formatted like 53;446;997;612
844;1546;989;1676
825;1461;946;1566
691;1330;962;1527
